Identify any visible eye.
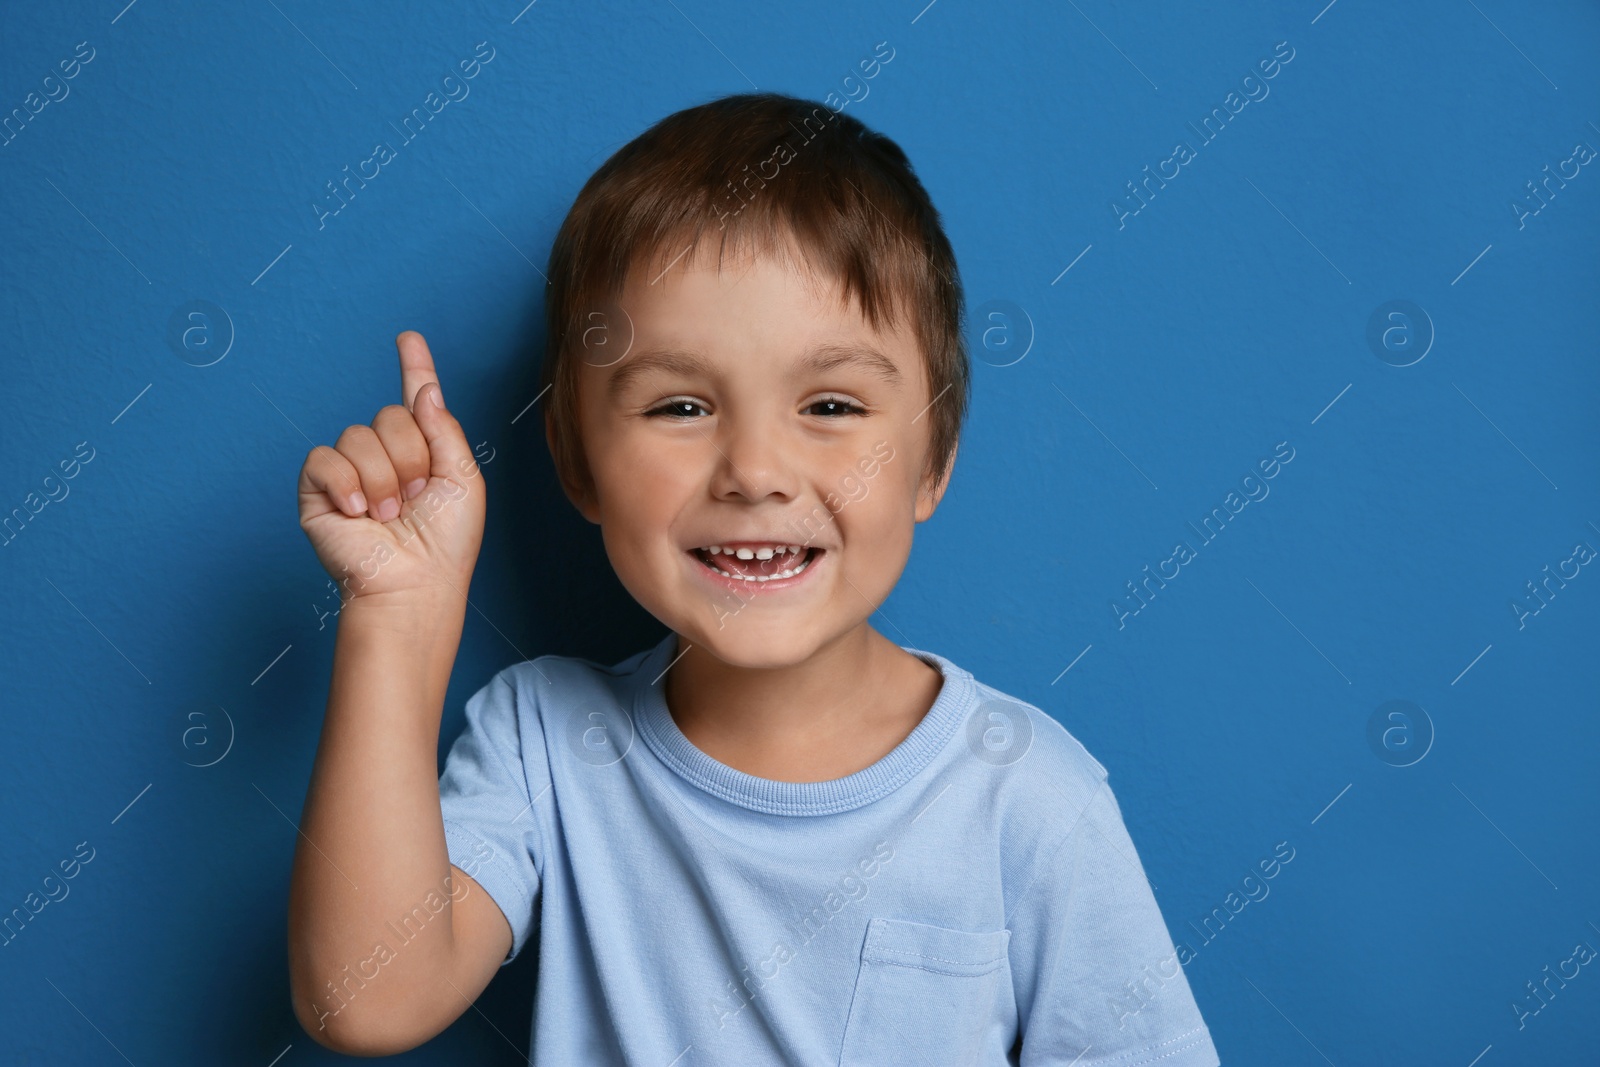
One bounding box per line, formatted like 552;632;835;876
804;395;867;417
644;397;710;419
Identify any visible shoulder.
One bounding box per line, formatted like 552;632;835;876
936;663;1152;921
439;648;660;873
980;674;1106;784
973;674;1106;770
927;650;1114;837
495;643;656;692
474;643;659;740
931;646;1109;785
443;644;663;796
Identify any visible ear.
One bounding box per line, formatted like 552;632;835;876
914;439;958;523
545;411;601;524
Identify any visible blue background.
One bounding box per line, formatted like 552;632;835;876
2;0;1597;1063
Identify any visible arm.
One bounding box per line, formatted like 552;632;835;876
288;595;512;1054
285;332;512;1054
1012;779;1220;1067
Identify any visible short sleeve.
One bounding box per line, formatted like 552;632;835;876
437;667;547;967
1011;779;1220;1066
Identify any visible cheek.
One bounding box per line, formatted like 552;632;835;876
589;419;694;509
598;516;676;619
593;438;700;573
600;456;680;538
838;461;916;553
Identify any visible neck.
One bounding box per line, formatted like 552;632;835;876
661;623;939;782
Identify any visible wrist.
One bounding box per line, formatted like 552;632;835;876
336;587;469;644
331;594;467;717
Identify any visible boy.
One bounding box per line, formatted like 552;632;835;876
288;92;1220;1065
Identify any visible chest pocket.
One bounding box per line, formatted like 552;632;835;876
837;917;1012;1067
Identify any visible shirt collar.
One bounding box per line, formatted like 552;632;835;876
631;632;975;816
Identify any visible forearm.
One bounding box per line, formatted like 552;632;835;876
288;593;468;1052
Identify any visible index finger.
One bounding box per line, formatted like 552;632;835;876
396;330;440;412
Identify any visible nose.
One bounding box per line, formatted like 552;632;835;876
707;412;799;503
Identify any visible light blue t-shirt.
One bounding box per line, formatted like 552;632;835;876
438;633;1221;1066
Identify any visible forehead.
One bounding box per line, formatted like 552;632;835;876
575;228;929;404
615;229;913;352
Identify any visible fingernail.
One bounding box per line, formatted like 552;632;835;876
349;491;367;514
431;384;445;409
377;497;400;522
404;478;426;500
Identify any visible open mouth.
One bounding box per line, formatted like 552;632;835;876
689;543;822;583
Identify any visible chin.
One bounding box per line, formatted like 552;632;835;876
688;619;824;671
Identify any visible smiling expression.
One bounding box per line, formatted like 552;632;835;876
554;231;955;670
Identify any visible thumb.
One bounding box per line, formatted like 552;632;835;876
412;382;478;484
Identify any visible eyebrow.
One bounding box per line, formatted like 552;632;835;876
606;342;903;401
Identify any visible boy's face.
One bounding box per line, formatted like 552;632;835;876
556;234;954;670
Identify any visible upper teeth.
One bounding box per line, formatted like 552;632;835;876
701;544;805;559
696;543;815;582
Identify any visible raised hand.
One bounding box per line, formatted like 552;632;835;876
297;331;486;608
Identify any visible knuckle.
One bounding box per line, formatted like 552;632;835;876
342;453;391;483
358;459;399;489
372;404;412;428
306;444;341;473
373;420;429;469
335;423;377;449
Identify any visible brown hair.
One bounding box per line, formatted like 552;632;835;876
540;91;968;505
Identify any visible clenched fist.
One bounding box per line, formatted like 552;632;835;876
298;331;486;608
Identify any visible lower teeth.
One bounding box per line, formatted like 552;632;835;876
705;551;812;582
